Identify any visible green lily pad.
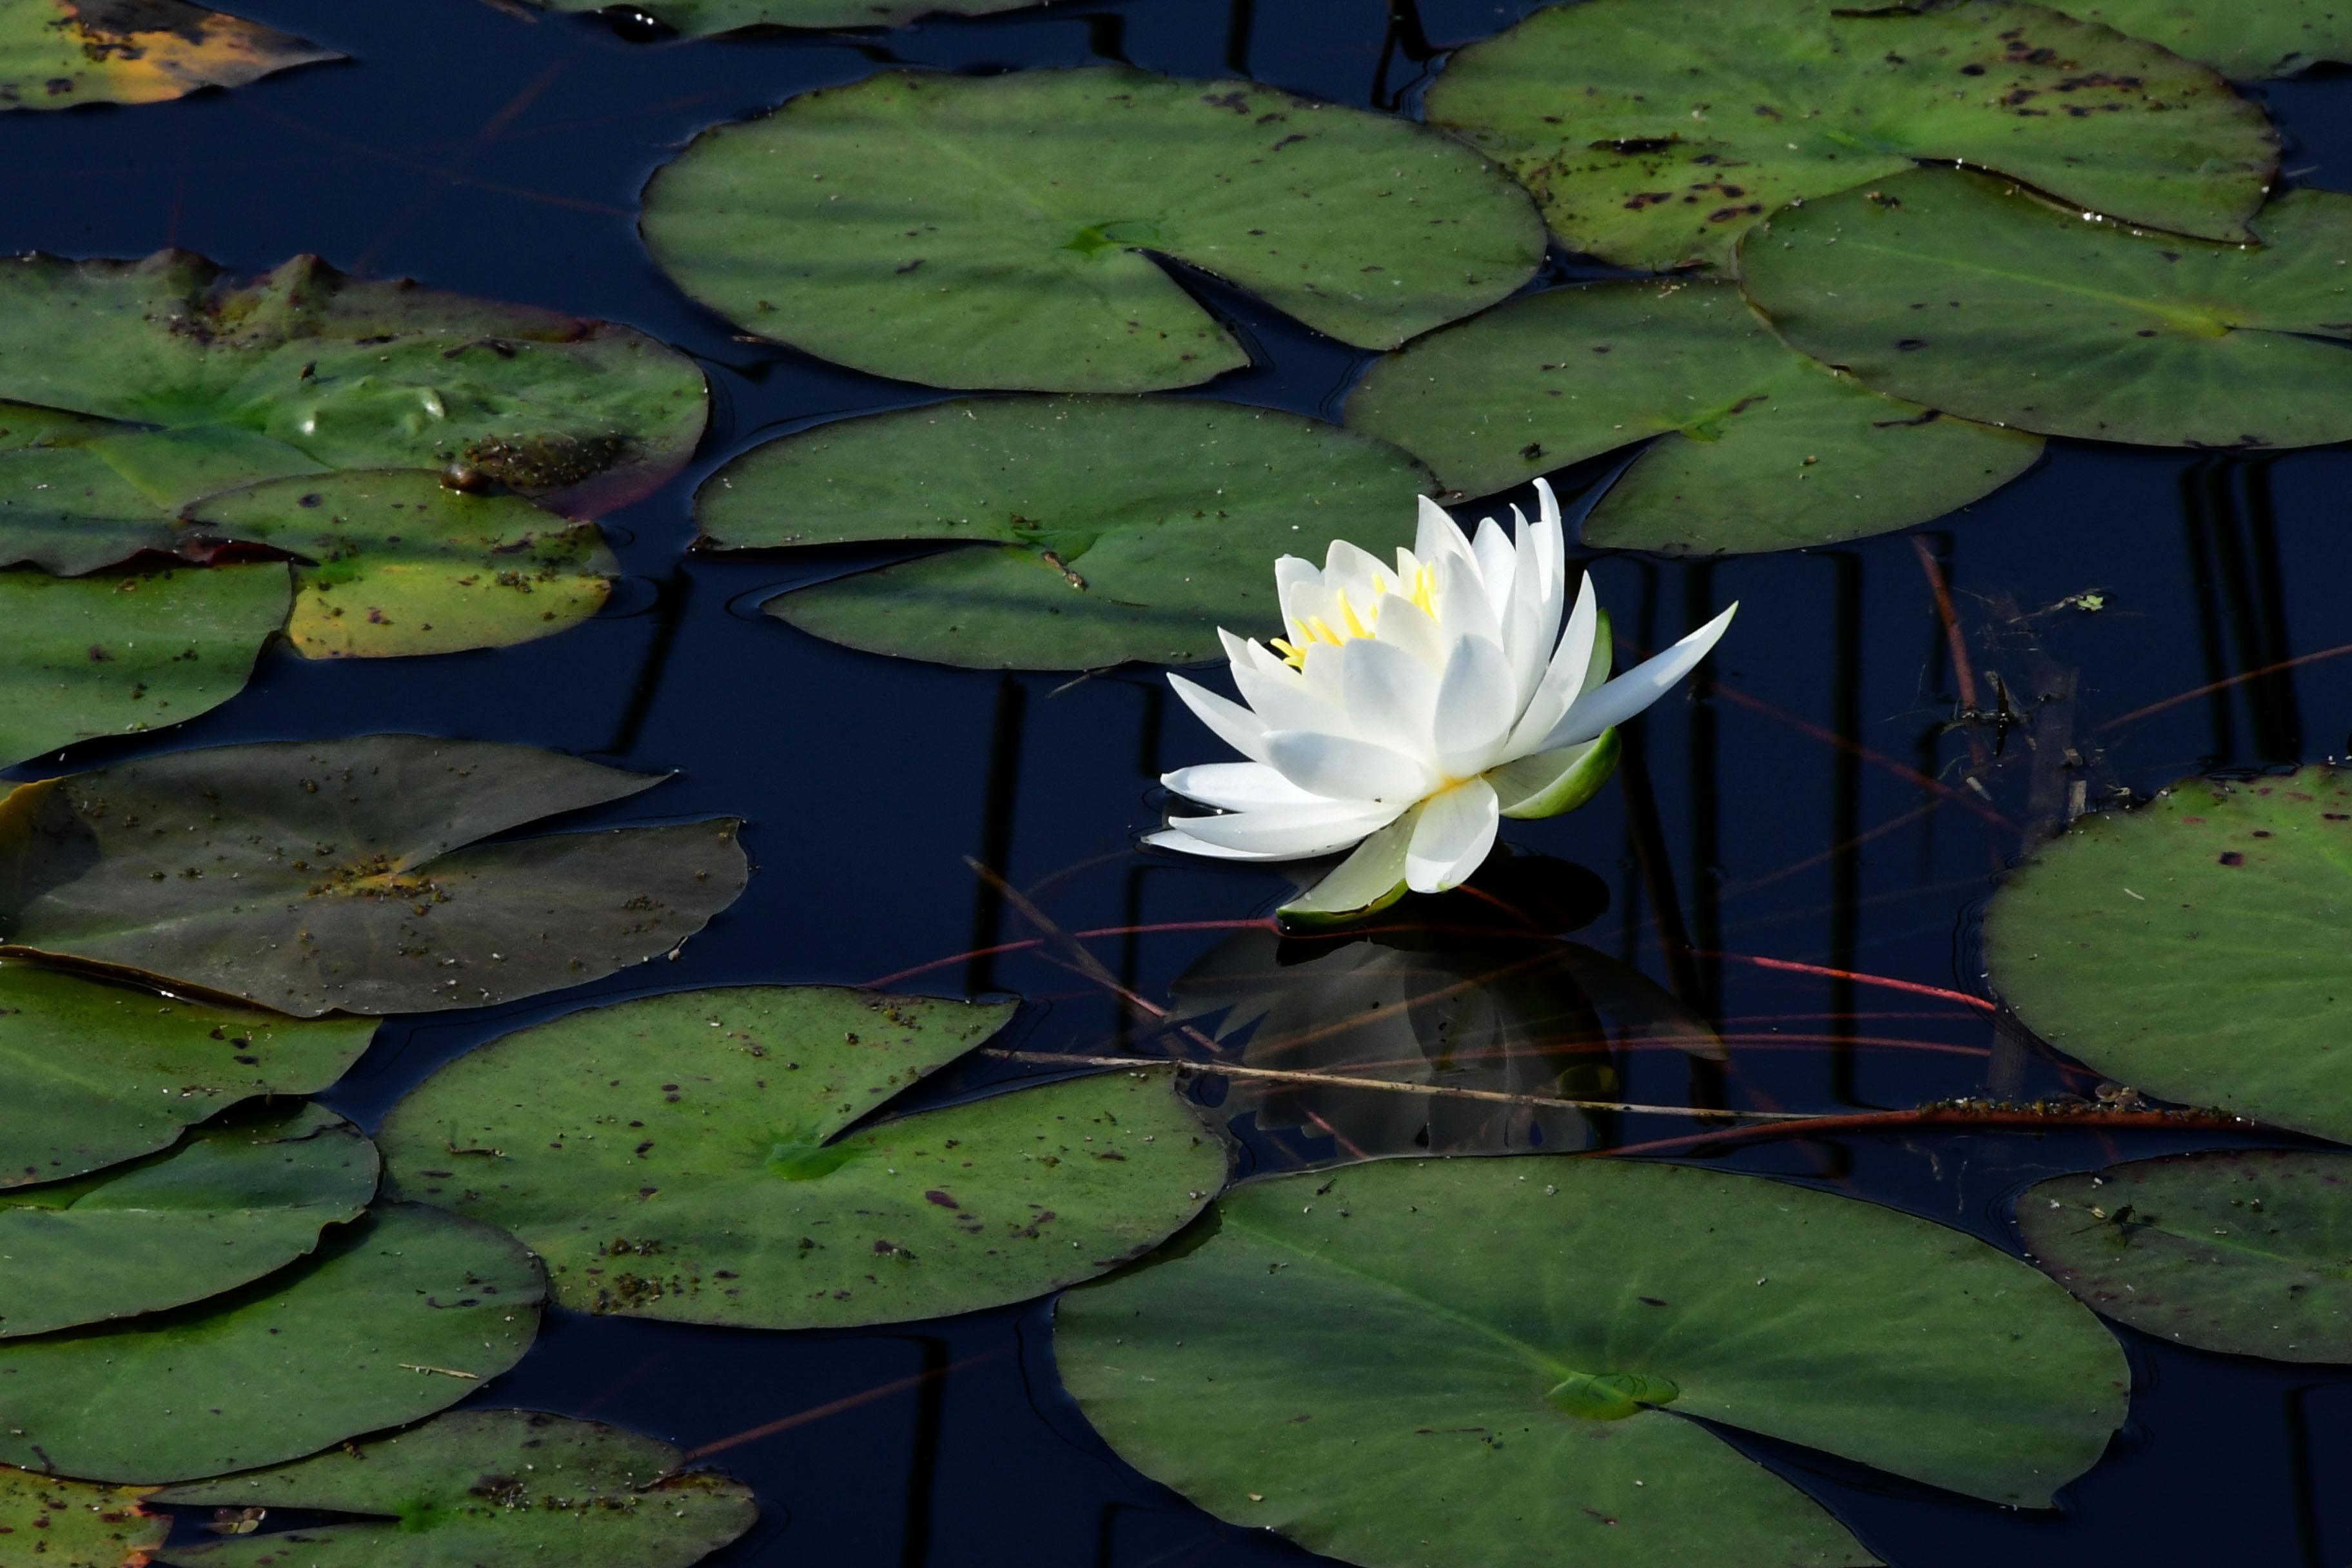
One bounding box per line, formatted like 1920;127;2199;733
700;396;1431;669
0;251;705;574
529;0;1040;32
0;736;748;1017
0;1104;377;1339
1983;767;2352;1142
640;67;1545;393
1058;1159;2129;1568
0;1465;162;1567
0;562;289;767
2050;0;2352;78
0;1202;543;1483
380;986;1228;1329
0;960;375;1189
1740;170;2352;448
2018;1149;2352;1362
182;473;615;659
150;1409;756;1568
0;0;336;111
1423;0;2275;271
1346;280;2041;554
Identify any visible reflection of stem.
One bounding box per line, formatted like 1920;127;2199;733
1690;950;1992;1012
1599;1102;2253;1161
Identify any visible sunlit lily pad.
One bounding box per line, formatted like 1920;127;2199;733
1424;0;2274;271
2050;0;2352;78
0;562;288;767
1983;767;2352;1143
0;251;705;574
1346;281;2041;554
531;0;1040;32
0;1104;376;1339
380;986;1228;1329
0;0;336;111
2019;1150;2352;1362
0;1465;162;1566
0;1203;543;1483
700;397;1430;669
0;736;748;1017
1059;1159;2128;1568
0;961;375;1188
151;1409;756;1568
640;67;1545;392
184;473;615;658
1741;170;2352;448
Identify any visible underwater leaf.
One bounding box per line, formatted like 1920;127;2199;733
184;472;616;658
379;986;1227;1329
0;1103;377;1338
2048;0;2352;78
0;736;748;1017
0;562;288;767
1983;767;2352;1142
1058;1159;2128;1568
698;396;1431;669
1347;281;2041;554
1423;0;2275;271
1740;170;2352;448
151;1409;756;1568
2018;1149;2352;1362
0;1465;162;1565
0;0;337;111
527;0;1041;32
0;251;705;573
640;67;1545;393
0;1203;544;1483
0;960;375;1188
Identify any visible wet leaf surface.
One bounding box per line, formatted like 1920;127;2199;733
640;67;1544;392
0;562;288;767
2019;1149;2352;1362
1059;1159;2127;1568
532;0;1041;32
1346;280;2041;554
701;396;1430;669
184;473;615;658
0;960;375;1188
0;1103;377;1339
1424;0;2275;271
0;736;749;1017
0;0;336;111
0;1202;544;1483
0;1464;162;1565
380;986;1228;1329
1741;170;2352;449
2051;0;2352;78
0;251;705;574
1984;767;2352;1142
150;1409;756;1568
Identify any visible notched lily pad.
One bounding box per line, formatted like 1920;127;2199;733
151;1409;756;1568
0;736;749;1017
0;1203;544;1483
1347;280;2041;554
700;396;1431;669
1740;170;2352;449
0;959;376;1188
2050;0;2352;79
380;985;1229;1329
640;66;1545;392
1424;0;2275;270
1059;1159;2128;1568
2020;1149;2352;1362
0;0;337;111
0;250;705;574
0;1102;377;1338
0;561;289;767
0;1464;162;1565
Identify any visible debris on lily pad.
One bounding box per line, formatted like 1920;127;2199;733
380;985;1228;1329
0;736;749;1017
0;0;337;111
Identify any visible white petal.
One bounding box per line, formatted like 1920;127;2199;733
1431;634;1518;778
1322;538;1393;601
1144;827;1297;862
1168;672;1269;764
1432;552;1503;656
1500;505;1551;715
1337;636;1442;761
1471;515;1516;621
1162;761;1324;811
1405;778;1500;893
1543;602;1738;750
1264;729;1435;805
1414;495;1475;566
1228;635;1346;736
1370;589;1446;669
1504;573;1598;758
1274;555;1322;625
1162;800;1400;858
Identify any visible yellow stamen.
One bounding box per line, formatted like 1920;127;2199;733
1338;590;1370;640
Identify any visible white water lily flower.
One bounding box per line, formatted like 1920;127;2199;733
1147;480;1736;919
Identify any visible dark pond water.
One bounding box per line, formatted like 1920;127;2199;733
12;1;2352;1562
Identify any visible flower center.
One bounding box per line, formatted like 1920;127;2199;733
1271;565;1437;669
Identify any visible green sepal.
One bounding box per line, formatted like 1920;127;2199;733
1493;729;1622;820
1277;806;1422;928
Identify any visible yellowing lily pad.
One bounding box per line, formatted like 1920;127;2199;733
0;736;749;1017
0;0;337;111
0;1465;162;1567
640;67;1545;392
